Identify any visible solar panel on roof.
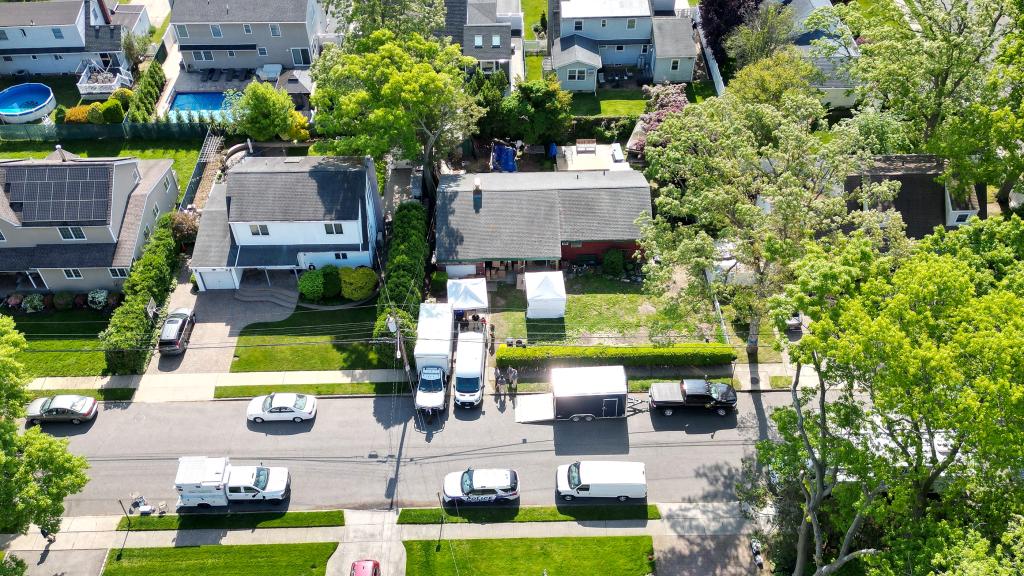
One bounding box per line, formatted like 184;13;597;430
5;164;112;224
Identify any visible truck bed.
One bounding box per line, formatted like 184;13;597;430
649;382;685;404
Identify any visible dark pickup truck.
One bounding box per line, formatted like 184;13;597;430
649;379;738;417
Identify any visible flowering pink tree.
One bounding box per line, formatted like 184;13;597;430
631;84;689;154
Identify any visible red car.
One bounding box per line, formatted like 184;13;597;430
350;560;381;576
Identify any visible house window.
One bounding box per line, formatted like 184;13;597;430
616;45;624;51
63;269;83;279
670;59;680;71
291;47;310;66
269;23;281;37
601;19;607;27
228;50;235;57
52;28;64;40
0;30;7;41
192;50;214;61
324;223;344;235
54;55;64;61
257;47;268;56
567;68;587;81
108;268;129;279
152;204;160;217
175;24;189;39
491;35;500;48
474;34;483;48
641;44;649;54
210;24;223;38
58;226;85;240
574;20;583;31
335;252;348;260
143;225;151;239
627;18;637;29
1;57;11;62
243;23;252;34
250;224;270;236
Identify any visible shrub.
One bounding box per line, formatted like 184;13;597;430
495;343;737;370
126;62;167;122
298;269;324;302
22;294;44;313
170;211;199;245
73;293;88;308
107;292;123;308
570;115;639;143
5;293;23;308
341;267;378;301
54;104;68;124
602;249;625;276
379;202;429;316
43;293;54;310
53;291;74;311
101;99;125;123
280;110;311;141
110;87;134;109
87;102;106;124
64;104;91;124
321;265;342;299
88;289;109;310
430;270;448;294
372;306;416;360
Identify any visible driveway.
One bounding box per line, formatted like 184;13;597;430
146;268;293;374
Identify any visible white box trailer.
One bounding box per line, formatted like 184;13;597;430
515;366;628;423
174;456;290;508
414;303;454;414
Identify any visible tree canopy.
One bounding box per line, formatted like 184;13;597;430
726;47;817;105
498;74;573;144
228;81;297;142
725;2;795;69
325;0;445;42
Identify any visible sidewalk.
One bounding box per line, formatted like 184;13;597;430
28;369;407;402
733;362;820;392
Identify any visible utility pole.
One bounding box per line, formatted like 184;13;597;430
388;314;415;395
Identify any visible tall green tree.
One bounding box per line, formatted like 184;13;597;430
725;1;795;69
640;93;900;353
0;316;89;542
228;81;296;141
498;73;573;144
726;47;817;105
325;0;445;42
311;31;483;198
120;31;149;72
467;69;509;140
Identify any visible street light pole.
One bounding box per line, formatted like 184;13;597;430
388;315;415;395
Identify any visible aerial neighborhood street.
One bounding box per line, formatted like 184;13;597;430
2;0;1024;575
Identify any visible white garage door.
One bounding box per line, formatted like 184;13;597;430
199;270;236;290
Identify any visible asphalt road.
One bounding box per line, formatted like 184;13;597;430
47;392;788;516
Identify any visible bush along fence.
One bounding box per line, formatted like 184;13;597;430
0;121;208;141
372;202;429;353
99;214;179;374
496;343;737;378
569;115;640;144
127;61;167;122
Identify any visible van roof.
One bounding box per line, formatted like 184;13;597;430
552;366;627;397
578;460;646;484
455;331;485;377
175;456;229;485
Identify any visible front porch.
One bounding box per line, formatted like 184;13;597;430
0;271;51;294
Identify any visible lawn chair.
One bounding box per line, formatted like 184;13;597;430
201;68;213;82
210;68;222;81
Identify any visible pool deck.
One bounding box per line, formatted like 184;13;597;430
157;70;253;117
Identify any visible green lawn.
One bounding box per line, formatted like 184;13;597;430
522;0;547;40
405;537;655;576
571;89;647;117
0;75;81;122
398;504;659;524
214;382;408;398
231;304;392;372
103;543;337;576
0;140;202;194
29;388;135;402
116;510;345;531
770;375;792;389
685;80;717;103
5;310;110;378
726;322;783;363
526;54;544;82
489;275;709;346
150;14;171;44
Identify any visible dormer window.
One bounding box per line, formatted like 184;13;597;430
58;226;85;240
491;35;500;48
474;34;483;48
324;223;344;235
210;24;223;38
243;23;252;34
627;18;637;29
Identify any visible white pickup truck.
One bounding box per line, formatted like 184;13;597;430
174;456;290;508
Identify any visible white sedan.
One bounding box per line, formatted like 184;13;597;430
247;393;318;423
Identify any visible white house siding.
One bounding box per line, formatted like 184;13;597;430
597;42;647;67
36;266;125;292
230;220;363;247
0;52;109;75
559;16;652;44
555;64;597;91
652;56;695;83
298;250;371;269
177;21;315;71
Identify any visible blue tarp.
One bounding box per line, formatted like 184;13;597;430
548;143;558;158
491;144;517;172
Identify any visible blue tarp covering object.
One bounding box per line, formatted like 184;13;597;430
491;144;518;172
548;143;558;158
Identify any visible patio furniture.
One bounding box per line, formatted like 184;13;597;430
576;139;597;153
201;69;213;82
222;69;232;81
211;69;222;81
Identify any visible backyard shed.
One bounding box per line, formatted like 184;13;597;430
447;277;489;311
525;271;567;319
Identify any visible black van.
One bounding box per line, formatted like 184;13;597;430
158;308;196;355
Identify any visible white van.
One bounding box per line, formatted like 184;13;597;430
556;460;647;502
453;331;486;408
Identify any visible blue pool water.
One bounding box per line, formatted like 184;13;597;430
0;83;56;123
169;91;228;121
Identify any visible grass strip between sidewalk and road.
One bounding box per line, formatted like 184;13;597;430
103;542;337;576
405;536;655;576
214;382;408;398
397;504;660;524
115;510;345;531
28;388;135;402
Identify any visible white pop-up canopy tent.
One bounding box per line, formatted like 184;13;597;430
447;277;489;311
525;271;567;319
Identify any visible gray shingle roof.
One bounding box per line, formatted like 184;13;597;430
171;0;308;23
435;171;652;263
808;56;855;89
652;16;696;58
0;160;115;227
225;156;367;223
0;243;116;272
551;35;601;69
190;181;235;268
467;0;498;24
464;24;513;60
0;0;81;27
443;0;469;42
111;159;173;267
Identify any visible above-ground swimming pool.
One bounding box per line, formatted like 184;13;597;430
169;91;229;121
0;83;56;124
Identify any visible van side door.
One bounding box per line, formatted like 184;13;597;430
575;483;591;497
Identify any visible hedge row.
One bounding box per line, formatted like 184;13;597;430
495;343;737;370
100;214;179;374
127;63;167;122
380;202;428;314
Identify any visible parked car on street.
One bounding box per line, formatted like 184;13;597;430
556;460;647;502
247;393;318;423
649;378;738;417
158;308;196;355
350;560;381;576
453;331;486;408
26;394;98;425
442;468;520;504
